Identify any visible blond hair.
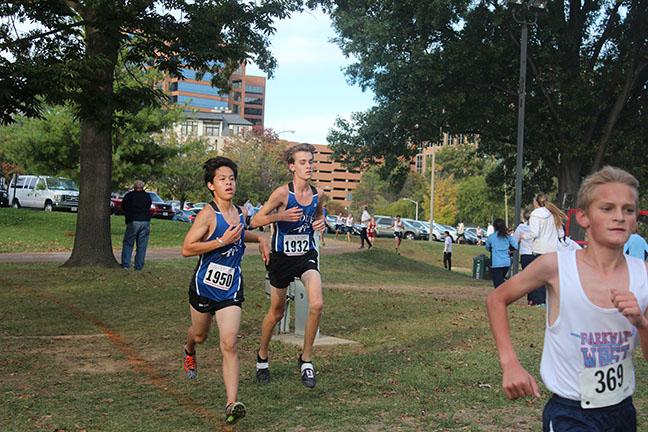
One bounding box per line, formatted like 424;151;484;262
576;166;639;211
534;192;566;230
285;143;316;164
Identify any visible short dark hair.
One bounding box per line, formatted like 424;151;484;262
203;157;238;187
285;143;316;164
445;231;450;235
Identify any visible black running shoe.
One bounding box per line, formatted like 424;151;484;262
225;401;246;425
298;355;316;389
256;353;270;385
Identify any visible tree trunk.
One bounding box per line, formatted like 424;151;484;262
62;22;120;268
556;159;582;210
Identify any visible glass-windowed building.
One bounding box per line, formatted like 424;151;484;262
163;63;266;128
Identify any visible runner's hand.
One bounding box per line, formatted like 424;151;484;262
220;223;243;245
312;217;326;232
611;289;648;328
278;207;302;222
502;362;540;400
258;238;270;264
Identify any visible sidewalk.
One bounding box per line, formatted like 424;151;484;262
0;238;359;263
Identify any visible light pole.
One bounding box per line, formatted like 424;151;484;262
400;198;419;220
428;146;436;242
509;0;546;274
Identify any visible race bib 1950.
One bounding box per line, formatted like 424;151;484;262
203;263;235;290
579;356;634;409
283;234;310;256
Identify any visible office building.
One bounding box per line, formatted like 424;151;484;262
163;64;266;128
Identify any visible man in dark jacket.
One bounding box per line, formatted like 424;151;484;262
121;180;152;270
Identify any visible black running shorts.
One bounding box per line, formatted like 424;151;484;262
188;286;244;315
266;249;319;289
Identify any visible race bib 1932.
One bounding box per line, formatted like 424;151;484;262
203;263;235;290
283;234;309;256
579;356;634;409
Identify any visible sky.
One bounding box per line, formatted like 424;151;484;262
246;10;375;145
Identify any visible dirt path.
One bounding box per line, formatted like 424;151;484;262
0;238;361;263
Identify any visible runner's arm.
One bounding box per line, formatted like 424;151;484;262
486;255;555;399
613;265;648;360
244;228;270;264
312;187;326;231
250;186;302;228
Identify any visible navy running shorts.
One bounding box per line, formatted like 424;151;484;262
543;394;636;432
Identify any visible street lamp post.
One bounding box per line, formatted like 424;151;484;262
428;146;436;242
509;0;546;274
400;198;419;220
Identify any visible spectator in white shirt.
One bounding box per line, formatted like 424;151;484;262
345;213;354;242
359;206;373;249
443;231;453;271
512;206;534;270
524;193;566;305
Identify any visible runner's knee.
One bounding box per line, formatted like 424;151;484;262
193;331;209;344
219;334;237;355
269;305;285;322
309;299;323;315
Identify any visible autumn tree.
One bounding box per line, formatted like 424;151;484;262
221;129;291;205
1;0;316;267
326;0;648;205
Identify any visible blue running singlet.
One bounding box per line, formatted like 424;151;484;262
272;182;318;256
191;203;246;302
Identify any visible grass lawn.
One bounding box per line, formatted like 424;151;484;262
4;212;648;430
0;208;190;253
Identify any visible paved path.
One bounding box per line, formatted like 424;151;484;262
0;239;361;263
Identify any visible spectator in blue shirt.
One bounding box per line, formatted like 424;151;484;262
624;232;648;260
485;218;518;288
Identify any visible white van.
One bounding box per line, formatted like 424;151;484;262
8;175;79;212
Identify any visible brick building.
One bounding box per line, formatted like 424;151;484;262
310;143;361;208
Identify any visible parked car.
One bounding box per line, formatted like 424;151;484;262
461;228;479;245
402;218;430;240
173;209;198;223
167;200;182;212
373;215;428;240
188;202;208;212
440;224;458;242
422;221;447;242
147;192;175;219
111;191;175;219
0;187;8;207
464;227;484;244
8;175;79;211
325;214;337;233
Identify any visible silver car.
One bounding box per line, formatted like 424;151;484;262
374;215;428;240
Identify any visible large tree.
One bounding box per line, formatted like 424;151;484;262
0;103;177;187
221;129;290;205
1;0;314;267
325;0;648;206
